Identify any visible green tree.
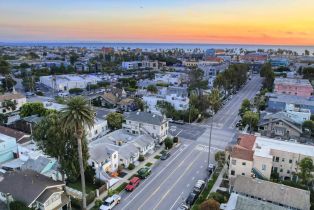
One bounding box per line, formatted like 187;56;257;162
134;97;145;111
147;85;158;94
215;151;225;167
33;112;89;182
305;49;310;56
302;120;314;135
209;88;221;114
298;157;314;185
260;63;274;90
70;52;79;65
60;96;95;210
28;52;39;59
242;111;259;132
106;112;124;130
1;76;16;92
239;99;251;117
209;192;226;203
164;137;174;149
2;99;17;112
20;102;46;117
10;201;34;210
0;58;10;75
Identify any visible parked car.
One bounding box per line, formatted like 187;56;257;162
125;177;140;192
185;192;197;206
176;203;189;210
99;194;121;210
137;167;151;179
160;152;171;160
208;163;216;174
193;180;205;195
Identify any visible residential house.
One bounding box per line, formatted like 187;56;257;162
266;92;314;114
0;92;26;114
8;115;43;134
131;134;155;156
274;78;313;97
258;112;303;140
0;125;31;144
154;72;188;85
117;98;137;112
230;176;310;210
21;156;63;181
0;170;69;210
89;144;119;174
86;118;108;141
98;92;119;108
123;111;169;143
270;57;289;68
228;134;314;182
285;103;311;124
0;133;18;164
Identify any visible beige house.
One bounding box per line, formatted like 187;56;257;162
228;134;314;182
0;92;26;114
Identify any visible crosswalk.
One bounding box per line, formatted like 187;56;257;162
194;144;224;152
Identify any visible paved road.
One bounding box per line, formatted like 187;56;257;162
114;75;263;210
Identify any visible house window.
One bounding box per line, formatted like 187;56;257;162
280;169;283;172
114;154;116;159
262;164;266;171
275;157;279;162
241;173;245;176
242;162;246;166
232;159;236;165
282;158;285;162
289;159;292;164
287;170;290;174
231;170;235;176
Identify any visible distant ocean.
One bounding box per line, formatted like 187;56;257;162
1;42;314;54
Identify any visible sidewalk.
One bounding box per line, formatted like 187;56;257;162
209;164;227;195
87;146;164;210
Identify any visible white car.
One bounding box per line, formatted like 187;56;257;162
99;194;121;210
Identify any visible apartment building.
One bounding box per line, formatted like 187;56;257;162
228;134;314;181
122;111;169;143
274;78;314;97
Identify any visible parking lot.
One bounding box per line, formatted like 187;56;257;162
169;123;207;140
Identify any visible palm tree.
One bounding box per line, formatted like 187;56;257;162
60;96;95;210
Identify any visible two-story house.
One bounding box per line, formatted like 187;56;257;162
0;170;69;210
0;133;18;164
0;92;26;114
123;111;169;143
89;144;119;174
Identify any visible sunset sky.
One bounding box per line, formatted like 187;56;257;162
1;0;314;45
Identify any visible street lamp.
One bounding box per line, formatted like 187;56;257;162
207;110;214;175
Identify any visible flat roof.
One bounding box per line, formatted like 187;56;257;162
274;78;312;86
267;93;314;106
254;136;314;158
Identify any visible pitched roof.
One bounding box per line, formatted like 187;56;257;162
36;188;63;204
0;125;29;143
0;170;64;207
124;111;166;125
0;92;25;102
230;134;256;161
89;144;116;163
233;176;311;210
259;112;302;133
101;93;118;104
117;98;134;106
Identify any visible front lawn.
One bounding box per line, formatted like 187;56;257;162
67;181;97;194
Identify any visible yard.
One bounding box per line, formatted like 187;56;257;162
67;181;97;194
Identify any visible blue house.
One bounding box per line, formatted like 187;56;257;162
0;133;17;164
266;93;314;114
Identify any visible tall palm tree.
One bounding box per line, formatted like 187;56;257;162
61;96;95;210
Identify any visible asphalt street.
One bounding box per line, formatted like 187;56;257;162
115;75;263;210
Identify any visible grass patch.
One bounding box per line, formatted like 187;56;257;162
67;181;97;194
191;172;220;210
109;182;128;195
154;155;161;159
145;162;153;167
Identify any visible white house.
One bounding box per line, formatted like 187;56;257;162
122;61;142;70
123;111;169;143
131;134;155;156
39;74;101;91
0;92;26;114
154;72;188;85
88;143;119;174
285;103;311;124
86;118;108;141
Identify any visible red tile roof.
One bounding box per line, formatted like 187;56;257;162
230;134;256;161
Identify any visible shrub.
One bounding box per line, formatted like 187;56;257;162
145;162;153;167
154;155;161;159
128;163;135;170
94;199;103;209
10;201;33;210
209;192;226;203
164;137;174;149
139;155;145;162
173;136;179;143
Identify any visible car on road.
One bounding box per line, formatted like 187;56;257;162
176;203;189;210
193;180;205;195
208;163;216;175
125;176;140;192
137;167;151;179
160;152;171;160
172;120;185;125
99;194;121;210
185;192;197;206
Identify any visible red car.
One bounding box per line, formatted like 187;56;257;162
125;177;140;192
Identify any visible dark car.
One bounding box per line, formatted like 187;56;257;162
193;180;205;196
160;152;171;160
185;192;197;206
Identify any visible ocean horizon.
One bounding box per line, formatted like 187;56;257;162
1;42;314;54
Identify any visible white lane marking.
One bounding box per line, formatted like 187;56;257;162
186;184;190;187
130;145;195;210
175;129;183;137
192;177;195;180
152;152;203;210
169;192;184;210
